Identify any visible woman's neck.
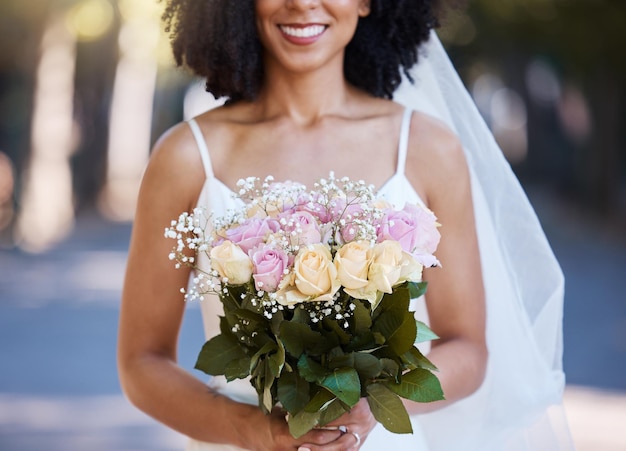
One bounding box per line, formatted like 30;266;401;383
255;57;358;126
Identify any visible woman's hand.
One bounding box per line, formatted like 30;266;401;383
297;398;377;451
254;408;343;451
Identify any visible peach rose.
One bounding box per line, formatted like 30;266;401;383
209;240;253;285
367;240;404;294
276;244;339;305
334;241;372;290
398;252;424;284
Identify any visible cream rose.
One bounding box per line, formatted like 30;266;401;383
209;240;253;285
367;240;404;294
398;251;424;284
276;244;339;304
334;241;372;290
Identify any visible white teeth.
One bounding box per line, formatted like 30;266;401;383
280;25;325;38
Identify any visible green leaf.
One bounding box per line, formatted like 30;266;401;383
415;320;439;344
288;409;321;439
249;342;277;374
366;383;413;434
267;338;286;378
408;281;428;299
320;368;361;407
252;358;265;383
384;368;445;403
351;299;372;335
345;331;377;352
303;388;336;413
270;310;285;335
297;355;327;383
318;398;349;427
219;316;232;336
262;358;276;413
322;316;351;345
327;346;345;361
291;307;310;324
329;352;382;380
401;347;438;371
373;331;386;345
380;358;401;381
224;357;251;381
233;308;266;326
220;285;244;312
372;310;417;355
373;283;410;319
280;321;325;357
277;372;310;414
195;334;247;376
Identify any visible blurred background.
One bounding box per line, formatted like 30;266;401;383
0;0;624;449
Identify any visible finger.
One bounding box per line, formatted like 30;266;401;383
315;425;348;433
297;428;343;446
299;430;363;451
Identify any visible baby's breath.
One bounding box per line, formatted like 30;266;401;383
164;173;432;323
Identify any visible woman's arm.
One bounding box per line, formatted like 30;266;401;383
404;114;488;414
116;123;343;450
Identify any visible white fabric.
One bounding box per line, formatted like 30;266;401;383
186;107;430;451
188;118;215;178
184;31;573;450
392;31;573;450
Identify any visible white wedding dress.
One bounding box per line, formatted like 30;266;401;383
183;33;573;451
186;108;430;450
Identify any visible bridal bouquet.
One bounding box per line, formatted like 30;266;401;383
165;173;444;437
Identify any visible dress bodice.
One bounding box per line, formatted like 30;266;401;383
188;106;429;341
188;106;423;214
183;108;432;451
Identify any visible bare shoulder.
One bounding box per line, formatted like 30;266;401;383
141;120;206;212
405;111;468;205
409;111;465;173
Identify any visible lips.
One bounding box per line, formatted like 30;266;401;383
278;24;327;44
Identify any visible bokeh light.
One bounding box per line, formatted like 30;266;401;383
557;84;592;144
65;0;115;42
526;59;562;107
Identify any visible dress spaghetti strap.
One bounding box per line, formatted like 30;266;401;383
396;107;413;176
188;118;215;179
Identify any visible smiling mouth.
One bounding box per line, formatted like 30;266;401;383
279;24;327;39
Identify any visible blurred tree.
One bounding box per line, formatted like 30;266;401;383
0;0;49;207
443;0;626;215
70;2;120;212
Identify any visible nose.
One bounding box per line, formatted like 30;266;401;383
285;0;320;11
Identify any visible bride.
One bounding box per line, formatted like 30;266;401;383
118;1;572;449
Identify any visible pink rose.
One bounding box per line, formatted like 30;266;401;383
280;211;322;247
226;218;280;254
338;202;366;242
250;245;289;292
261;181;306;215
378;204;441;267
297;192;331;223
297;192;347;224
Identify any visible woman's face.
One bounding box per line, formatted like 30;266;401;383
255;0;371;75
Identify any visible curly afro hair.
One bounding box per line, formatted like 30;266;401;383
163;0;440;102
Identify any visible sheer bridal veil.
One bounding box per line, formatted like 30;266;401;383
394;32;574;450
